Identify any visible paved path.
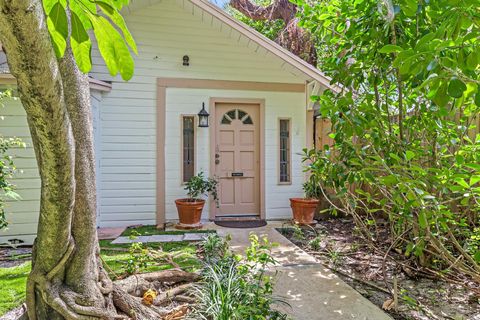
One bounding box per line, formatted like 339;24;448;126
210;222;392;320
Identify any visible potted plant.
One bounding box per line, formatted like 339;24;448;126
289;174;321;225
175;172;218;229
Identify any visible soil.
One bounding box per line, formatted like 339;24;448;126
278;218;480;320
0;247;32;268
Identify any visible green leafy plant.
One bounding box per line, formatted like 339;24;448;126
184;171;219;204
201;233;230;263
41;0;137;80
124;241;150;275
291;0;480;280
309;236;322;251
302;173;322;199
0;91;25;230
190;233;289;320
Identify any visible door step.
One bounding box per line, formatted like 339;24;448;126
215;215;261;221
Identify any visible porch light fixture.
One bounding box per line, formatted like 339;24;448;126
183;55;190;66
198;103;209;128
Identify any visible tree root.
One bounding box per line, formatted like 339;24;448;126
153;283;194;306
27;238;199;320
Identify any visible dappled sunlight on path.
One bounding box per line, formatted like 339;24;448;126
211;222;392;320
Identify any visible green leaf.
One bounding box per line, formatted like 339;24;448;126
454;177;469;189
71;11;92;73
447;78;467;98
379;45;403;54
47;2;68;57
97;1;137;54
418;211;428;229
474;251;480;263
469;175;480;186
91;15;134;80
475;91;480;107
405;150;415;161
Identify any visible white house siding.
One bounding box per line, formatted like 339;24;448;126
165;88;305;220
91;0;310;227
0;97;40;244
0;93;103;244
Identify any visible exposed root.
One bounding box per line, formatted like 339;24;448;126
154;284;194;306
27;238;199;320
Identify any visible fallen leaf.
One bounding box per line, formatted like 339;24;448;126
382;298;395;311
142;289;157;306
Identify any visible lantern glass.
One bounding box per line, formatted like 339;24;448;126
197;103;209;127
198;115;209;127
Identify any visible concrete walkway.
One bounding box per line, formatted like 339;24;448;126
210;222;392;320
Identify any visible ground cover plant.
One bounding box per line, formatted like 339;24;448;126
190;233;290;320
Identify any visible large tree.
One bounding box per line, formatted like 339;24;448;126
0;0;190;318
229;0;317;65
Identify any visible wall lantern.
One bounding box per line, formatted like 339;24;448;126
183;55;190;66
198;103;209;128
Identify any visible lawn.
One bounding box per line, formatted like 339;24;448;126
0;231;205;316
0;262;30;316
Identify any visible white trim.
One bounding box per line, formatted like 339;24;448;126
0;73;112;92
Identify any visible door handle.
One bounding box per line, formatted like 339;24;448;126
215;145;220;164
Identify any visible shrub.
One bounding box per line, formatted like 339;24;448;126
190;234;290;320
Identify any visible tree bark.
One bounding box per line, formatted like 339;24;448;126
0;1;201;319
230;0;317;65
0;0;112;318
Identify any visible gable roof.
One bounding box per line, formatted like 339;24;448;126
125;0;340;93
187;0;339;93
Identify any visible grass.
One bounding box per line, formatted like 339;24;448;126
99;239;201;279
0;238;203;316
0;262;30;316
121;225;215;237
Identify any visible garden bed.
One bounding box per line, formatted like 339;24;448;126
278;219;480;320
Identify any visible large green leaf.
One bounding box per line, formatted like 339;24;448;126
71;11;92;73
91;15;134;80
97;1;137;53
447;78;467;98
379;44;403;54
46;2;68;57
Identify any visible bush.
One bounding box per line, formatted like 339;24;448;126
190;234;290;320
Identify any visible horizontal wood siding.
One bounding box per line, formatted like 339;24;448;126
0;94;103;244
0;98;39;244
164;89;305;220
90;0;308;226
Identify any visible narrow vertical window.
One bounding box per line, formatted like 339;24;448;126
279;119;291;183
182;116;195;183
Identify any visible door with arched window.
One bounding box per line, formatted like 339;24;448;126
214;103;260;217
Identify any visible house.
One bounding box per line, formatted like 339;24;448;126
0;0;336;244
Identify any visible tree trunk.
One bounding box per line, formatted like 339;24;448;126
0;0;113;318
230;0;317;65
0;1;200;319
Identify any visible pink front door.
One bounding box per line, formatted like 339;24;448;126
214;103;260;217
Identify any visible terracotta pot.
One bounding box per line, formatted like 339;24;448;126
175;199;205;230
289;198;320;225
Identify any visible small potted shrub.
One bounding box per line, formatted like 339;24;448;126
175;172;218;229
289;175;321;225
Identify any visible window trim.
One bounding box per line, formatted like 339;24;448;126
180;114;197;185
278;117;292;185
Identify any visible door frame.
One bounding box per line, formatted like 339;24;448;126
209;97;266;220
